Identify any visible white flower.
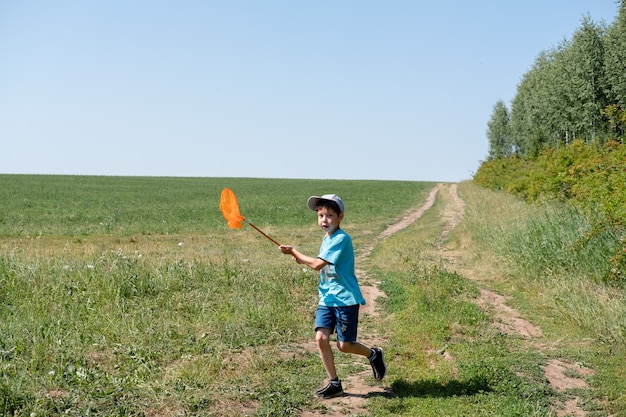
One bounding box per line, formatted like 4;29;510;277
76;367;87;379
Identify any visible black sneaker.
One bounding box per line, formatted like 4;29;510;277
315;381;344;399
369;347;387;381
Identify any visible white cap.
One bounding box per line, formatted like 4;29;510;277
307;194;345;214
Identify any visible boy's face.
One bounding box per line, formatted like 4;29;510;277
317;206;343;235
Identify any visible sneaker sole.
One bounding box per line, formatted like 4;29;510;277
316;391;344;399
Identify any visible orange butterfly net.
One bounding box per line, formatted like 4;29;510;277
219;188;280;245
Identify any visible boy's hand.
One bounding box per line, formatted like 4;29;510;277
279;245;326;270
279;245;293;255
279;245;299;263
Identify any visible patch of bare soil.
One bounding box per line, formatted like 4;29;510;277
543;359;596;417
475;289;543;339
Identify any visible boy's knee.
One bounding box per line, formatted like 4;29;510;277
316;329;330;346
336;341;351;353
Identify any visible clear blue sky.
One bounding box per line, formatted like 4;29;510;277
0;1;620;182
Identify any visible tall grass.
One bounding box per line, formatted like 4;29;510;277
459;183;626;344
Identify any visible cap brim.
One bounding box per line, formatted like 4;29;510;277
307;196;322;211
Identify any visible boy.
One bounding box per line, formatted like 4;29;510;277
279;194;386;399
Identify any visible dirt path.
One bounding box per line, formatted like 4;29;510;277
301;182;598;416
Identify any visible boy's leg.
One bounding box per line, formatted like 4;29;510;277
315;330;344;399
316;328;338;379
338;341;386;381
314;306;339;380
336;340;372;357
334;305;387;381
313;307;344;398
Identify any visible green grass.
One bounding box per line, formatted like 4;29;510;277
0;175;433;416
0;175;432;238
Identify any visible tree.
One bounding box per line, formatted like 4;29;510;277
560;16;607;142
509;51;555;156
604;1;626;108
486;100;512;159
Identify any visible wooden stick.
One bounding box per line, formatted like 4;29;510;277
247;221;281;246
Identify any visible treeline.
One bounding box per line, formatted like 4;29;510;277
485;1;626;159
477;0;626;212
475;2;626;282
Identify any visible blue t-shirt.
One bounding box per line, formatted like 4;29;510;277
317;229;366;307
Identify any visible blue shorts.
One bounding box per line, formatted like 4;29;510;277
315;304;360;342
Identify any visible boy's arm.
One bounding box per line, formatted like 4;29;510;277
279;245;327;271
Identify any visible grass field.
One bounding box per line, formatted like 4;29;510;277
1;175;625;416
0;175;433;416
